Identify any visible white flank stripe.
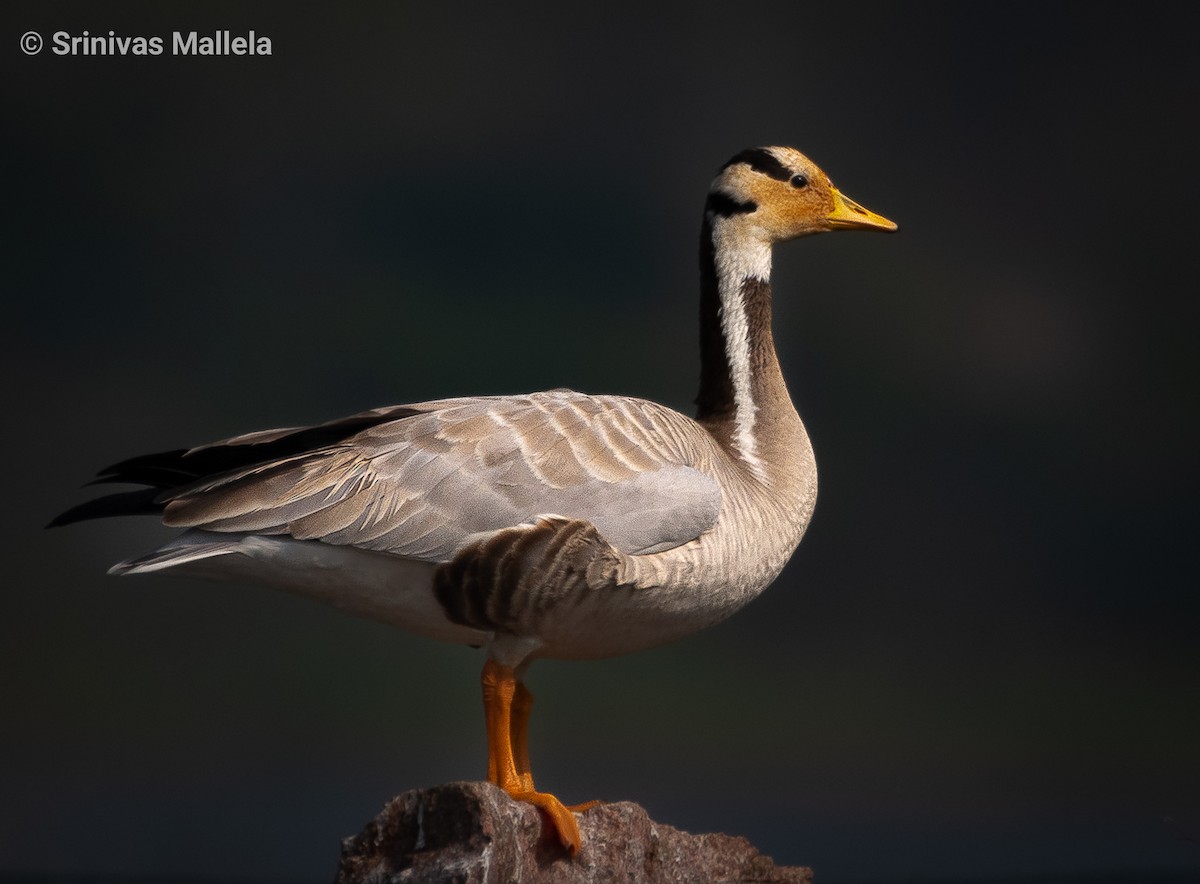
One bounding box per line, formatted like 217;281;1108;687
709;215;772;481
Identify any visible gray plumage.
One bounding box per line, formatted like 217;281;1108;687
154;392;722;560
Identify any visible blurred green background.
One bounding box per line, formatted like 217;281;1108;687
3;2;1198;882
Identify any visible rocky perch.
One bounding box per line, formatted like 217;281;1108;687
336;781;812;883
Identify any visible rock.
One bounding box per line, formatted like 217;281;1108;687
336;781;813;883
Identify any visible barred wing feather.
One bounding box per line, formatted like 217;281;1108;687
160;391;722;561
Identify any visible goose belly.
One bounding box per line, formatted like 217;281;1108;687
528;483;819;659
531;536;800;661
122;508;805;661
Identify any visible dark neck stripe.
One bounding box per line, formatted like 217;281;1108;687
720;147;790;182
705;191;757;218
696;208;779;429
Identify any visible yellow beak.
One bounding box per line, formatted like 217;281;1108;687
827;189;898;232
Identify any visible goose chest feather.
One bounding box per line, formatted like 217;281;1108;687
51;146;896;854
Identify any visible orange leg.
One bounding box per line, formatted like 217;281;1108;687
510;679;601;813
482;659;582;853
511;681;537;793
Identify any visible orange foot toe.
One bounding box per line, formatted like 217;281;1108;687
567;798;603;813
508;788;582;854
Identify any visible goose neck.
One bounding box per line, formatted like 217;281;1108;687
695;214;797;480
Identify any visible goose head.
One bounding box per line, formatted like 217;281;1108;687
709;146;898;242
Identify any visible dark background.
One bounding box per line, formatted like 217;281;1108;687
3;3;1198;882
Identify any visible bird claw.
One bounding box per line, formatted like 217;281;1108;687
506;788;583;854
566;798;603;812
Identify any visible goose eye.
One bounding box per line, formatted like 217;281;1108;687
790;174;809;189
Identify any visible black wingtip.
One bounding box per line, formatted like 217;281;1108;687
46;488;164;528
50;408;424;529
97;448;189;478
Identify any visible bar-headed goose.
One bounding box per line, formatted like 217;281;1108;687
51;146;896;854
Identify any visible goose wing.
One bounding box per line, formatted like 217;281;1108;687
157;391;722;560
